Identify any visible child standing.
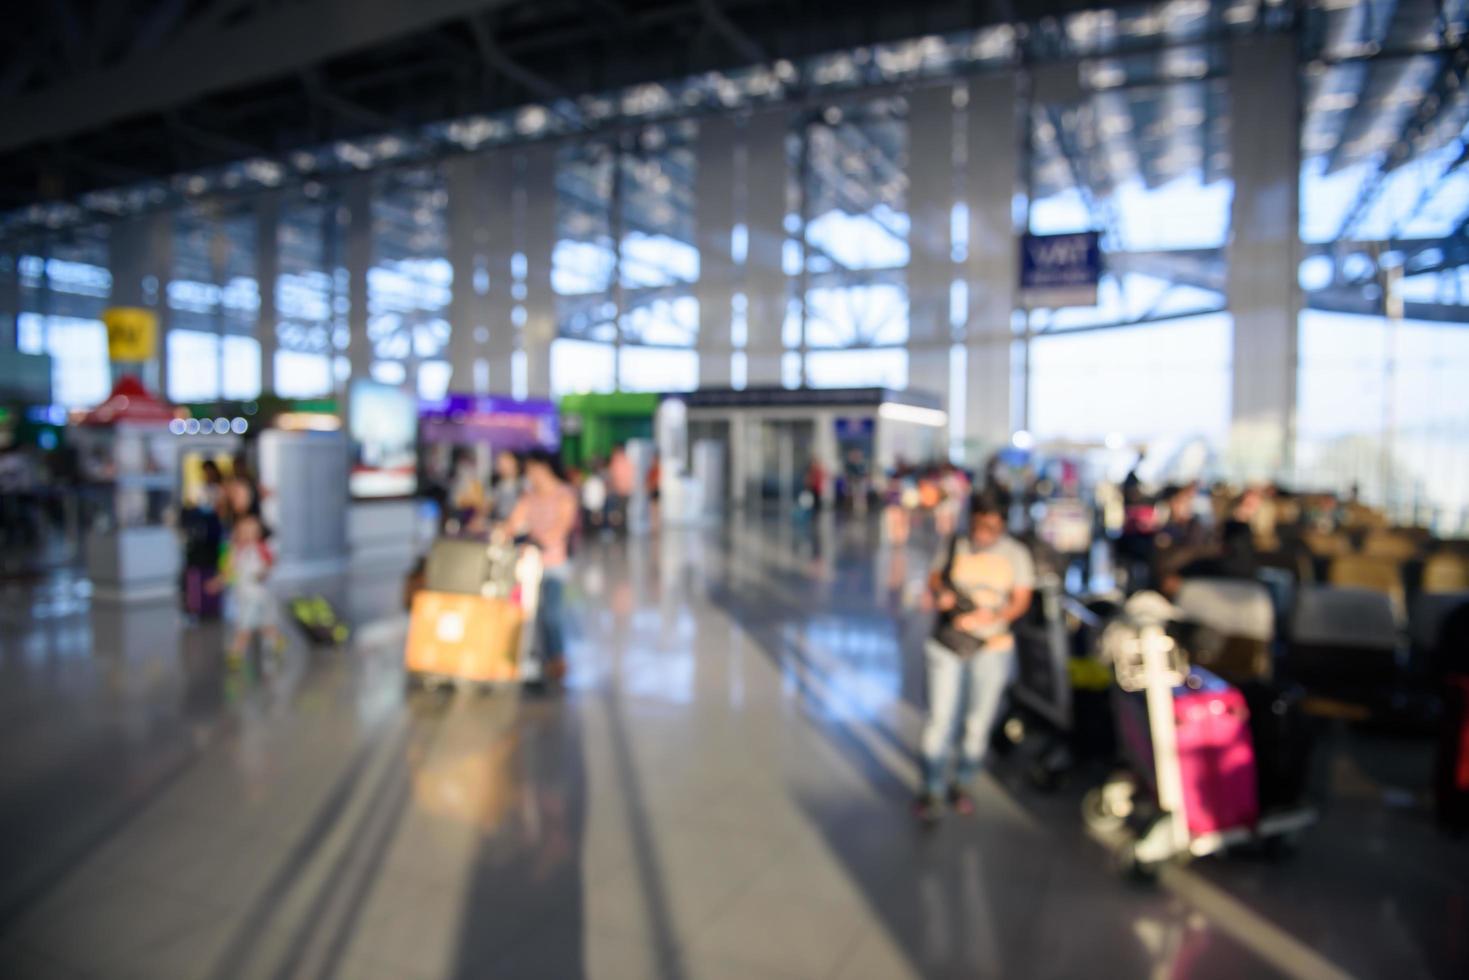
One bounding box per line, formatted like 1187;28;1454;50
211;515;285;667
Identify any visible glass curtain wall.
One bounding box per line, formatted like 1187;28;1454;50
1023;32;1233;478
799;97;911;389
1296;1;1469;530
166;202;260;403
274;188;343;399
15;225;113;409
369;166;452;399
551;121;701;396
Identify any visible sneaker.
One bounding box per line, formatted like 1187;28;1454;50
947;785;976;816
911;793;941;823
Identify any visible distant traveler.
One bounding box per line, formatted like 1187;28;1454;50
607;445;635;531
581;459;608;531
225;451;264;527
505;449;579;684
490;450;522;522
915;490;1035;821
210;514;285;668
450;448;488;532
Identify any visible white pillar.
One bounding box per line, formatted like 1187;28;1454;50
745;109;790;387
521;145;555;399
445;155;480;394
255;192;280;395
697;116;737;388
343;175;373;395
908;85;955;444
483;153;517;395
0;247;18;348
1228;36;1300;483
964;74;1020;459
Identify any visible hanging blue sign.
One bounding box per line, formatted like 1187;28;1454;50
1019;231;1101;307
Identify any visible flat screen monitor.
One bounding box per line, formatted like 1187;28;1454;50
349;380;417;499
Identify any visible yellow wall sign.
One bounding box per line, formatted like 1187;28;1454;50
102;307;159;361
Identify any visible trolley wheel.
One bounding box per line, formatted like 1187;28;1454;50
1263;828;1303;861
1113;840;1161;882
1082;786;1126;835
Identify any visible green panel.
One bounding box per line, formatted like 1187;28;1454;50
558;392;659;467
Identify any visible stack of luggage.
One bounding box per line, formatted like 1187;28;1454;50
404;537;536;687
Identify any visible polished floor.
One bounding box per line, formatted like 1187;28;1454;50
0;516;1465;980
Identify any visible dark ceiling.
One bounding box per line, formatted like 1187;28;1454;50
0;0;1114;211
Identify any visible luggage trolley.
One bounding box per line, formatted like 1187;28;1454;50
1084;593;1316;878
404;535;544;692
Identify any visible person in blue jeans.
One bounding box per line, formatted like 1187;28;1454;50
506;449;578;684
915;490;1035;821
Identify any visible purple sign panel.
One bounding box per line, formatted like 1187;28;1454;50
418;394;560;451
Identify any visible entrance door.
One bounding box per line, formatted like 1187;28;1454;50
686;419;731;504
755;419;814;509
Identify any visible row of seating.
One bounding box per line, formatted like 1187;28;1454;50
1174;572;1468;709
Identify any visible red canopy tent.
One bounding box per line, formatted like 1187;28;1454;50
79;376;175;427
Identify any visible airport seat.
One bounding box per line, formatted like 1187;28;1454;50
1288;585;1401;699
1328;554;1405;615
1421;552;1469;594
1174;578;1275;681
1302;529;1352;560
1361;529;1421;562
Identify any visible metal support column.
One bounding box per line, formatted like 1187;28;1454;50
521;144;556;399
696;115;737;388
907;85;956;441
256;192;280;395
1227;36;1300;483
744;108;790;387
964;73;1020;458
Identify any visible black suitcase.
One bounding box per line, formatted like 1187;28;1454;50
1238;680;1315;813
424;538;491;596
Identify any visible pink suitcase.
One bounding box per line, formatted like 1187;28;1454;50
1116;668;1260;837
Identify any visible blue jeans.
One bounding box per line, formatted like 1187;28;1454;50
919;639;1015;797
535;576;566;664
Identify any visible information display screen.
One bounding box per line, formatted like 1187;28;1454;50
349;380;418;499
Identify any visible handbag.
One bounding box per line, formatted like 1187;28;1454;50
931;534;986;657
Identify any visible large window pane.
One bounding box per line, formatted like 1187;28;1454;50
806;348;908;389
551;339;616;397
17;313;110;409
1028;314;1232;457
801;97;910;360
371;166;451;373
619;347;697;392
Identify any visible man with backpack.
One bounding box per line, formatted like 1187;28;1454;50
915;490;1035;821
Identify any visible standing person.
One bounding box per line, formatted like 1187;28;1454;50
182;460;228;620
607;445;635;532
935;464;968;538
803;458;827;513
883;466;911;546
490;450;523;523
504;449;579;684
915;490;1035;821
210;514;285;668
580;458;608;532
449;448;488;533
224;450;264;528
